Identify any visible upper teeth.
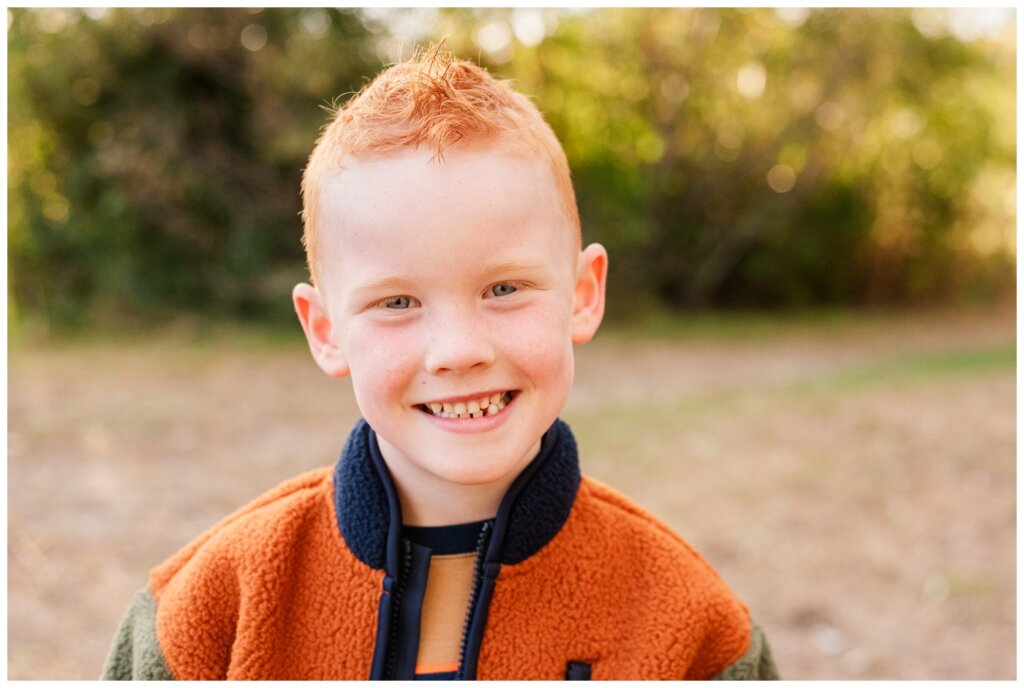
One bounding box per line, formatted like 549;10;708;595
424;392;511;419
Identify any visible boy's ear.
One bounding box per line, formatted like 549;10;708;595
292;283;350;378
571;243;608;345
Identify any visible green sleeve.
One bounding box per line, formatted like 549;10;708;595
711;622;780;680
100;588;175;680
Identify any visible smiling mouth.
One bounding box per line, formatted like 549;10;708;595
418;391;515;419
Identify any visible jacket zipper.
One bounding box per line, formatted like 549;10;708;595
455;521;493;680
383;538;413;680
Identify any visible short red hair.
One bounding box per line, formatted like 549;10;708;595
300;44;580;285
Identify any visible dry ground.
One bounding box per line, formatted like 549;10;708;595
7;305;1015;679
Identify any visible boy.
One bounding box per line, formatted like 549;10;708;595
102;46;778;680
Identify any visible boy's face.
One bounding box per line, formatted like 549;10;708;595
295;145;606;496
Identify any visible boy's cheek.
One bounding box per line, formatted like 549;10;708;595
497;315;576;394
349;364;416;428
344;328;422;392
495;305;574;360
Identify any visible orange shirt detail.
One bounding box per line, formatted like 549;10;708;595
415;552;477;672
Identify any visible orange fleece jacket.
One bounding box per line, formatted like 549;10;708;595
105;419;776;680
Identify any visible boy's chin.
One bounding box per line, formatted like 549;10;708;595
374;420;548;490
421;451;533;488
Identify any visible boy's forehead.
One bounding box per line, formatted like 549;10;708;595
327;144;551;202
316;146;576;280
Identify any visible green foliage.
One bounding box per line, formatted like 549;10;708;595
9;8;375;326
490;9;1015;309
8;8;1015;327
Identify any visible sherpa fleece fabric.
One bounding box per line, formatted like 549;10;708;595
102;419;778;680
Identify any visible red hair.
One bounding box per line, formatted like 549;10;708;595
300;44;580;285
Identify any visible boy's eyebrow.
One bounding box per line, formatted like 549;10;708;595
352;262;549;295
482;260;549;274
352;276;412;294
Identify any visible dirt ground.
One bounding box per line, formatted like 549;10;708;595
7;304;1015;679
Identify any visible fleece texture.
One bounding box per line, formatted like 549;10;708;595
101;588;173;680
103;418;776;680
714;623;777;680
476;477;751;680
148;468;382;680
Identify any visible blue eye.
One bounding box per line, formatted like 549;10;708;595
490;283;518;297
384;296;411;309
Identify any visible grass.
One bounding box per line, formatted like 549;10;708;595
566;341;1015;462
597;299;1013;343
9;313;309;357
600;305;853;342
822;345;1016;390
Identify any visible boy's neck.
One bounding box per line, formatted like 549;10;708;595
376;437;541;527
396;479;506;527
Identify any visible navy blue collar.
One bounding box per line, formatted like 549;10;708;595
333;418;581;571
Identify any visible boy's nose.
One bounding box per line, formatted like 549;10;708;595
423;311;496;375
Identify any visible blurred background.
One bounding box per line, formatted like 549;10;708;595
7;7;1015;679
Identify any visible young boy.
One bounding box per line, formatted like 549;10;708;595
102;46;778;680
